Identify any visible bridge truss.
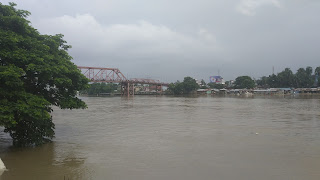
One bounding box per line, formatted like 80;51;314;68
77;66;127;83
77;66;169;96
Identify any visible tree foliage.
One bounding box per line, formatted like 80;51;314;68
315;67;320;87
277;68;295;88
168;77;199;95
234;76;255;89
85;83;118;95
256;66;319;88
0;3;89;146
295;67;314;88
256;76;268;88
315;67;320;76
199;79;207;89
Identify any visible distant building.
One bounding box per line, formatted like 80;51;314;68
227;80;234;87
209;76;225;84
195;79;202;86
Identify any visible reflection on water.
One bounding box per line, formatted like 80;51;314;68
1;95;320;180
0;142;87;180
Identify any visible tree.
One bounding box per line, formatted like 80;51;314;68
199;79;207;89
87;83;100;95
168;81;183;95
256;76;268;88
277;68;294;88
168;77;199;94
234;76;255;89
200;79;206;86
181;77;200;93
0;3;89;146
315;67;320;76
267;74;278;88
86;83;116;95
295;67;314;88
315;66;320;86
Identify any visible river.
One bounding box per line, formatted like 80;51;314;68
1;95;320;180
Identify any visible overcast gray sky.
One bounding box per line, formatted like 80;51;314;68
3;0;320;82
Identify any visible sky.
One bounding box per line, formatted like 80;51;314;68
2;0;320;82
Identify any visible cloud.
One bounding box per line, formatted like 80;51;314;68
23;0;320;81
236;0;281;16
34;14;218;62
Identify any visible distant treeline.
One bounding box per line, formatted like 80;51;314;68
83;66;320;96
196;66;320;91
81;83;118;95
256;66;320;88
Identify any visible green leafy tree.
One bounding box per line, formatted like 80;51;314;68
199;79;207;89
182;77;200;93
315;67;320;76
277;68;294;88
168;81;183;95
256;76;268;88
168;77;199;94
87;83;100;95
234;76;255;89
100;83;112;93
267;74;279;88
315;66;320;86
86;83;116;95
295;68;306;88
0;3;89;146
295;67;314;88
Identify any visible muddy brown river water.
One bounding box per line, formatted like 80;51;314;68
1;95;320;180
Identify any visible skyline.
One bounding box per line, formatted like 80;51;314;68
2;0;320;82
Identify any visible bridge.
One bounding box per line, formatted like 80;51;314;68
77;66;169;96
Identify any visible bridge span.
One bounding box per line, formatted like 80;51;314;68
77;66;169;96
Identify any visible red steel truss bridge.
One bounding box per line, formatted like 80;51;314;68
77;66;169;96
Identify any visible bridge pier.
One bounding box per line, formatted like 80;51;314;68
156;85;163;95
121;82;134;97
121;83;165;96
